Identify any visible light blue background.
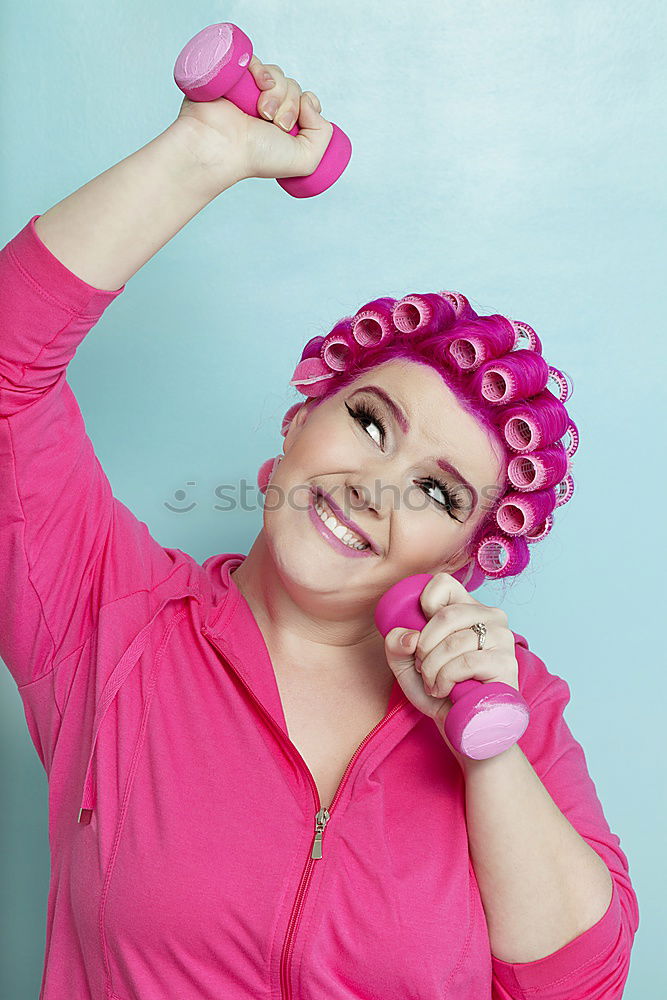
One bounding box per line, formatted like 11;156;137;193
1;1;664;995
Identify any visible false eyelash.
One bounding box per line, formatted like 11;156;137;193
344;400;464;519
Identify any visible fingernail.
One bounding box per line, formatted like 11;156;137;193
401;631;417;650
262;100;278;121
263;74;275;87
276;115;293;131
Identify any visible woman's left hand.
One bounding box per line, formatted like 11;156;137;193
383;571;520;769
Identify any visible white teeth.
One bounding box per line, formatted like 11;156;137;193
314;498;370;550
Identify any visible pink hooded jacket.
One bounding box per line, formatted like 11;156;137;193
0;215;639;999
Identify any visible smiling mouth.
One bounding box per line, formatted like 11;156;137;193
312;493;372;551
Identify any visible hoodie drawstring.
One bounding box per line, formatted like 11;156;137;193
77;592;198;825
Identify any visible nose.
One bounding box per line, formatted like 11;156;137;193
347;482;373;515
346;478;393;519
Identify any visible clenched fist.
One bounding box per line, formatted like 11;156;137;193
174;54;334;186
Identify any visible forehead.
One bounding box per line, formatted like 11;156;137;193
346;359;505;488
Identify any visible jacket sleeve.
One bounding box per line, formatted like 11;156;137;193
491;636;640;1000
0;215;179;699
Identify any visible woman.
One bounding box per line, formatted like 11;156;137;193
0;52;638;999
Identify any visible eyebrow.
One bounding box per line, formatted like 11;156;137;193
350;385;479;514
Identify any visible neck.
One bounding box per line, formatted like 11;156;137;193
230;531;392;686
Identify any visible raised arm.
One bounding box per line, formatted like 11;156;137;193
32;50;333;292
0;53;330;738
0;117;232;702
32;119;240;292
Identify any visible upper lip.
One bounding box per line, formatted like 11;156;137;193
312;488;378;553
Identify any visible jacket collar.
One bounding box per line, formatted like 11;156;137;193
202;552;418;741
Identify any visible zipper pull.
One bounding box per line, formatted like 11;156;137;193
310;806;330;859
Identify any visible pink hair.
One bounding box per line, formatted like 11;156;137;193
258;291;577;589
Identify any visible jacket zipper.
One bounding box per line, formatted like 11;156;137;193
200;624;406;1000
279;700;406;999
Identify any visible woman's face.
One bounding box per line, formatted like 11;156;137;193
264;359;505;606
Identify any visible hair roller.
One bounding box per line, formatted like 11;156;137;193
288;289;578;586
471;349;550;406
350;297;396;348
496;389;570;452
475;531;530;578
300;335;326;362
525;513;554;544
257;454;282;496
510;320;543;354
391;293;455;338
506;444;569;491
495;486;557;536
446;315;517;372
290;356;336;396
439;290;478;321
321;329;357;371
554;473;575;507
560;420;579;458
546;366;574;404
452;558;488;592
410;330;461;370
281;402;302;437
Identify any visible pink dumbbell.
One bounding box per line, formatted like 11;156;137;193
374;573;530;760
173;22;352;198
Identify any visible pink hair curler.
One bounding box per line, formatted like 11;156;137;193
173;22;352;198
374;573;530;760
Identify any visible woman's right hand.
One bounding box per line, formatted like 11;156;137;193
174;54;334;185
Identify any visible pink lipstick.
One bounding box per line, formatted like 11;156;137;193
307;491;376;559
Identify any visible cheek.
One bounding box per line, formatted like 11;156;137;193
268;433;349;508
290;427;356;473
391;511;460;556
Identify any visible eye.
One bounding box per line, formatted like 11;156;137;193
345;400;386;445
418;477;463;519
344;400;464;521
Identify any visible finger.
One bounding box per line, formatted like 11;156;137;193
295;91;326;130
428;648;503;699
419;628;503;691
383;627;421;685
414;603;501;666
384;628;455;719
257;70;292;124
419;572;482;623
252;63;289;121
272;77;305;132
302;90;322;113
248;55;279;90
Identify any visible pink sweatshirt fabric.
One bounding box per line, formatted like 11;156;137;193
0;214;639;999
